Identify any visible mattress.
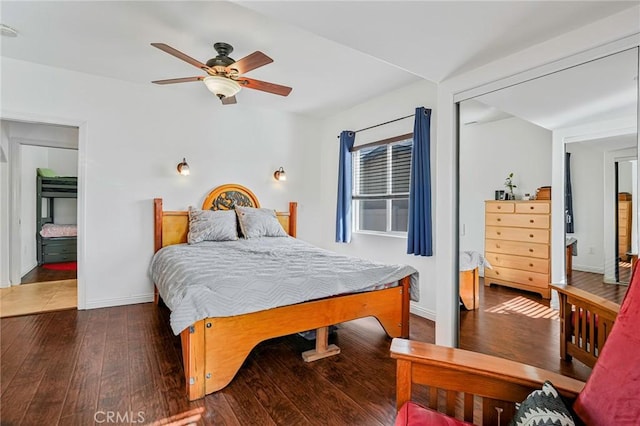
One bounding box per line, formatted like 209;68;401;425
39;223;77;238
150;237;419;334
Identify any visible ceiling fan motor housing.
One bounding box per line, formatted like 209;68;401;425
206;42;235;68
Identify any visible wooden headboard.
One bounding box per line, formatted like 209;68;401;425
153;183;297;252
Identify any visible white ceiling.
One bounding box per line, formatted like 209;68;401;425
0;1;638;117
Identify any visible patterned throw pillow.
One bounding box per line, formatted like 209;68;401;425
187;207;238;244
235;206;288;238
509;381;575;426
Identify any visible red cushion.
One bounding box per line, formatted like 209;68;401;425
573;262;640;424
395;401;471;426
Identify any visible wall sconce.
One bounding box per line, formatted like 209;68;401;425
273;166;287;181
177;158;190;176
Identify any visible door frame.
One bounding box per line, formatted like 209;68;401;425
2;110;87;309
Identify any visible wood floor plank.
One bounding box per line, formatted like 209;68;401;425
255;340;384;426
231;353;309;425
201;393;241;425
59;308;108;419
96;307;130;417
0;313;59;424
22;310;90;425
128;305;170;424
0;316;29;357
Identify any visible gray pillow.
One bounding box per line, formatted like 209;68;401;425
235;206;288;238
187;207;238;244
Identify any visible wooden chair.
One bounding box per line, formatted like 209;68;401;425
551;283;620;368
391;264;640;425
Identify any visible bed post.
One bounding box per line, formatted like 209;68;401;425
401;276;410;338
180;320;206;401
289;202;297;237
153;198;163;305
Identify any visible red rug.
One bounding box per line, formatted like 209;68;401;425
42;261;77;271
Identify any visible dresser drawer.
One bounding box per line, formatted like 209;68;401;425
485;202;515;213
486;226;549;244
619;209;629;221
485;239;549;259
515;202;550;214
485;213;549;229
485;266;549;289
484;252;549;274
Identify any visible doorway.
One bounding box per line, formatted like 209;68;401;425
0;120;79;317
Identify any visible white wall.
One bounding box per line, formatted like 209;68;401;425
565;143;605;272
20;145;48;274
307;79;439;320
1;57;319;308
459;115;552;264
0;123;9;287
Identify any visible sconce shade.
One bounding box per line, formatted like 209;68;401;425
273;166;287;181
203;76;242;99
177;158;190;176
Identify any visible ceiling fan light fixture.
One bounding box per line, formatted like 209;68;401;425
203;76;241;99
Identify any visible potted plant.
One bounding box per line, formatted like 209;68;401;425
504;173;517;200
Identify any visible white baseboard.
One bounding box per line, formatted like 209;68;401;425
410;303;436;322
84;293;154;310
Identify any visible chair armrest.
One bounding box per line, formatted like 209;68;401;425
550;283;620;316
390;338;584;424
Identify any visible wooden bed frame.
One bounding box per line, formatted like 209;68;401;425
153;183;412;400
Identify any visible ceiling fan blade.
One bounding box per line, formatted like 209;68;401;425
221;95;237;105
151;43;210;71
152;77;204;85
227;51;273;75
237;77;292;97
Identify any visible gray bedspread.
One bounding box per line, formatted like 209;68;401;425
149;237;419;335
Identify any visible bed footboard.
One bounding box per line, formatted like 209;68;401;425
180;277;410;400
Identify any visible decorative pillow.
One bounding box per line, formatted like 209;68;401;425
187;207;238;244
509;381;575;426
235;206;288;238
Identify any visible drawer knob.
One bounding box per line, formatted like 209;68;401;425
497;218;501;222
497;206;502;209
530;206;534;210
529;234;534;238
529;263;534;267
529;249;534;252
496;245;501;249
497;232;501;235
528;277;533;281
496;271;500;275
529;219;534;223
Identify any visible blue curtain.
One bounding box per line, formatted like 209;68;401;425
407;107;433;256
565;152;574;233
336;130;356;243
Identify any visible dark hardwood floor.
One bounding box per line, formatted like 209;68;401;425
21;265;77;284
0;270;626;425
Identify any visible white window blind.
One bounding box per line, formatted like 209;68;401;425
352;135;413;234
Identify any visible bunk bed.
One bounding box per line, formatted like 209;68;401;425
36;171;78;265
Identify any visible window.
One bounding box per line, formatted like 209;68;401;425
352;134;413;234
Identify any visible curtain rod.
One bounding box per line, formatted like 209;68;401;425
336;113;414;139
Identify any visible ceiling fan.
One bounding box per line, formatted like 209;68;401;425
151;42;292;105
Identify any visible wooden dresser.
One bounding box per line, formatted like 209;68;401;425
618;193;632;261
484;200;551;298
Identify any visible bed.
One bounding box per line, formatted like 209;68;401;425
151;183;418;400
36;173;78;265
